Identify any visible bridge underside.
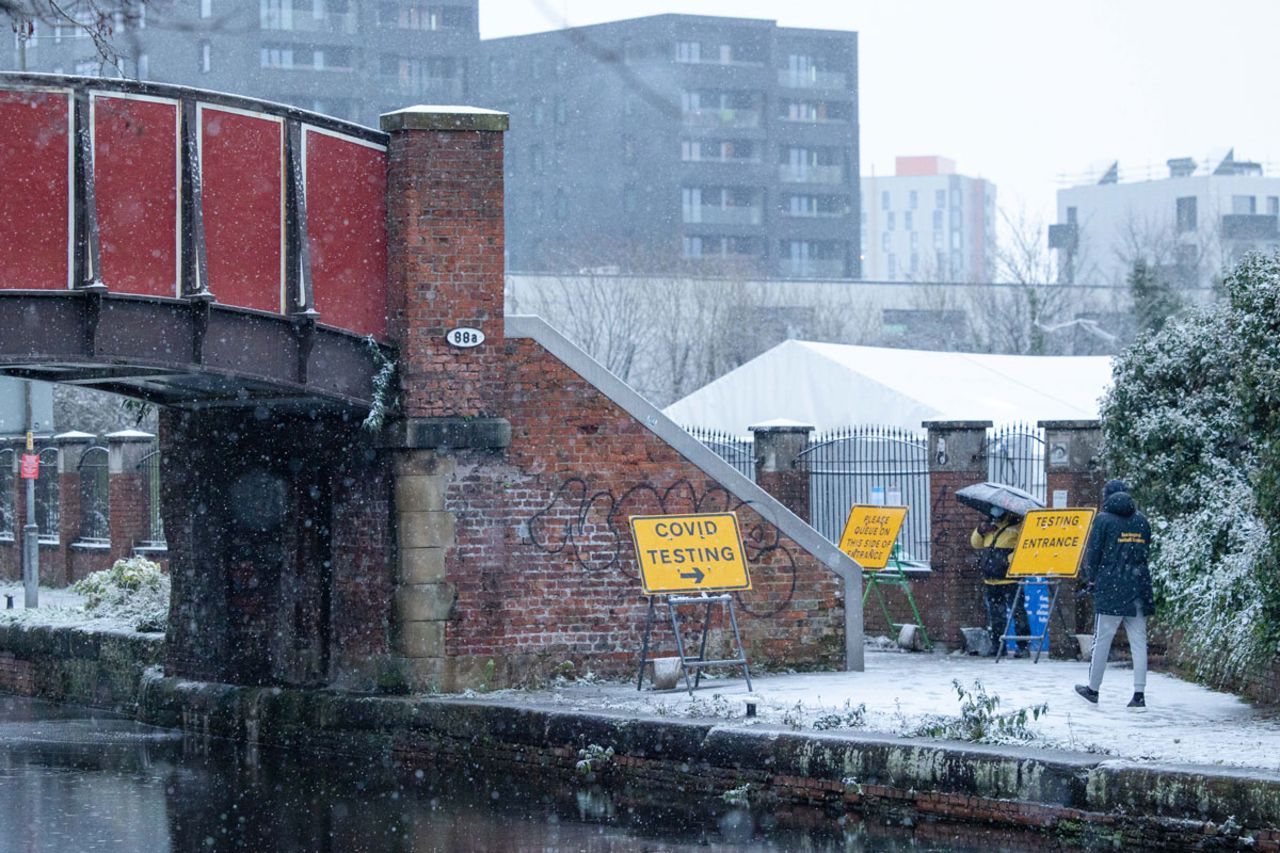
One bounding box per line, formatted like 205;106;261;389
0;292;380;411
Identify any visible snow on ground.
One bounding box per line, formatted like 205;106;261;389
0;581;154;636
497;647;1280;773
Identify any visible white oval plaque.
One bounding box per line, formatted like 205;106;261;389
445;327;485;348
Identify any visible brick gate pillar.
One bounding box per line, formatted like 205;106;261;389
1042;419;1105;653
381;106;511;691
750;421;813;523
106;430;154;565
924;420;992;649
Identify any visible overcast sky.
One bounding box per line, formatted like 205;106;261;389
480;0;1280;225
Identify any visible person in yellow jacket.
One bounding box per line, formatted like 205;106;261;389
970;507;1030;657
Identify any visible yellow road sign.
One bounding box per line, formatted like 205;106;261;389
1008;508;1096;577
629;513;752;595
837;505;908;570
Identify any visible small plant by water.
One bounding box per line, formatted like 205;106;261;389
722;783;751;805
576;743;614;776
911;679;1047;743
73;556;170;632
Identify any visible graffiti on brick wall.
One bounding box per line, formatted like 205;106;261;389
526;477;796;614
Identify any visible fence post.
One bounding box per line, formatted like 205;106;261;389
53;431;95;585
749;421;813;523
923;420;993;650
1040;419;1104;654
106;429;156;566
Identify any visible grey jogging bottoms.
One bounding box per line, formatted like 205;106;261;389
1088;611;1147;692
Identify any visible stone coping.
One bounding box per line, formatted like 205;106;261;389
135;675;1280;842
380;105;509;133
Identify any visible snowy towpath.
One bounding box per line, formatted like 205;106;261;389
502;649;1280;772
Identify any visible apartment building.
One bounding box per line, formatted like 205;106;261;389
1050;149;1280;289
860;156;995;282
4;0;479;126
477;14;860;278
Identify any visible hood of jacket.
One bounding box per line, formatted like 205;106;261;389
1102;491;1136;517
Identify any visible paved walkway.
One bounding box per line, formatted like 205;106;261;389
505;648;1280;772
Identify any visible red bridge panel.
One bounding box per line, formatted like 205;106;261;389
200;105;284;314
0;89;72;290
305;128;388;339
93;94;180;298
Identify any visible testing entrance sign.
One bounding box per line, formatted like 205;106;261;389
1008;508;1096;578
837;505;908;570
629;513;752;594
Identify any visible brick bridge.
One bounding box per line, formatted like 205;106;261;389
0;74;861;691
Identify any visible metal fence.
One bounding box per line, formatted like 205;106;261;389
77;446;110;545
684;427;756;482
34;447;59;544
0;448;13;539
137;448;166;549
987;422;1047;503
797;426;931;566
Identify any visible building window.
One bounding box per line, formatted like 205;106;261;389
1269;197;1280;216
951;188;962;208
904;210;913;231
932;209;943;230
886;211;894;231
201;0;213;17
910;252;919;274
260;46;294;68
881;190;890;210
676;41;700;63
909;190;918;210
935;189;945;208
933;229;943;249
1175;196;1197;233
137;53;148;78
683;236;703;258
1066;206;1077;225
951;230;961;250
200;42;211;72
1232;195;1256;215
881;232;891;251
910;232;919;251
887;254;896;278
260;0;293;30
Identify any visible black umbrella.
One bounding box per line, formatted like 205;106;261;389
954;481;1045;517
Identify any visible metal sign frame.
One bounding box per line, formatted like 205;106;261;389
635;592;752;695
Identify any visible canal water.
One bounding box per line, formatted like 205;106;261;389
0;694;1088;852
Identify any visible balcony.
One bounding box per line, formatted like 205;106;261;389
778;258;846;278
778;164;844;184
683;205;763;226
777;69;848;90
380;76;465;100
682;108;760;129
1221;214;1279;241
261;11;357;35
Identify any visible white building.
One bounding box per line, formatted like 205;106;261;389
1050;149;1280;290
860;156;996;282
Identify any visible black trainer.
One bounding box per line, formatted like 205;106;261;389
1127;692;1146;709
1074;684;1099;704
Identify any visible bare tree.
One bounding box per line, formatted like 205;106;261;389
5;1;152;72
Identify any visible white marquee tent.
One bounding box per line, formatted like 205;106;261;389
662;340;1114;434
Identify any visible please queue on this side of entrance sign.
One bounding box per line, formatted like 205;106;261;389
628;512;752;595
837;505;908;571
1007;508;1097;577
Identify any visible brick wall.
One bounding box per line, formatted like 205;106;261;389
428;340;845;686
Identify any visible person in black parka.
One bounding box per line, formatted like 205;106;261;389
1075;479;1154;709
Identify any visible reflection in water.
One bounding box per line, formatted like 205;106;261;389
0;695;1081;852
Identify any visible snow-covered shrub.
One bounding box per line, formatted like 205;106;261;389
1102;254;1280;684
72;556;170;633
911;679;1046;743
